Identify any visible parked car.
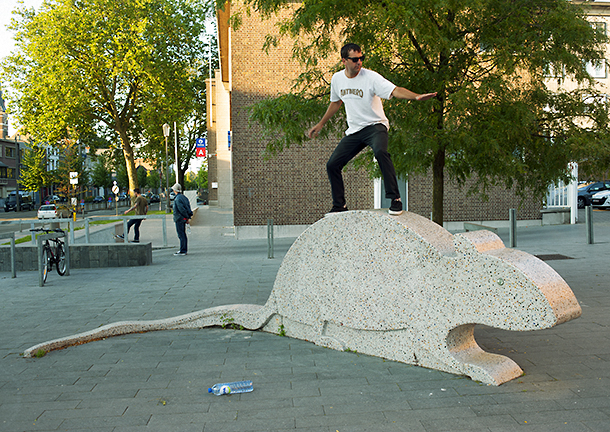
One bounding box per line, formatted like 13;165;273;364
92;196;105;203
43;195;61;204
37;204;72;219
149;194;160;203
4;192;34;212
591;190;610;209
577;181;610;208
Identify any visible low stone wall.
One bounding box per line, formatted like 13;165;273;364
0;243;152;272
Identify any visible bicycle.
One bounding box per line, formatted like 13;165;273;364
30;228;67;283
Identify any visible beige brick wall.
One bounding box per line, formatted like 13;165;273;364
408;172;542;221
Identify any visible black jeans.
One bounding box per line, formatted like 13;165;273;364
127;218;142;241
326;123;400;208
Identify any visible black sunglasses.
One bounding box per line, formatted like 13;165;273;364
346;55;365;63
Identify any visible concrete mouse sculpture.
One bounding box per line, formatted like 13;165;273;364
24;211;581;385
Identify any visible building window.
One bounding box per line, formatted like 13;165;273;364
586;60;607;79
5;146;16;158
0;167;15;179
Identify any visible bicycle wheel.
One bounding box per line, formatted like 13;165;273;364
42;246;50;283
56;242;67;276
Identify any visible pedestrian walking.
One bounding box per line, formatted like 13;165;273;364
308;43;437;215
119;188;148;243
172;183;193;256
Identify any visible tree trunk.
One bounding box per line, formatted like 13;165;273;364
432;147;445;226
119;131;138;195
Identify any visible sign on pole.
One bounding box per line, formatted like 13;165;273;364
69;171;78;185
195;137;206;157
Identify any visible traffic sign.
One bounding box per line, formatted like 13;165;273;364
196;138;206;148
196;147;206;158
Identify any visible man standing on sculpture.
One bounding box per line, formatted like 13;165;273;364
172;183;193;256
308;43;437;215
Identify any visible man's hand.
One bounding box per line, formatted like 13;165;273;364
308;124;323;139
415;92;437;102
308;100;342;139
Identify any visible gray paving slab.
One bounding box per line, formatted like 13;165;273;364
1;207;610;431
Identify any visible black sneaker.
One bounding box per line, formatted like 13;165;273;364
326;205;348;216
117;234;124;239
389;199;403;215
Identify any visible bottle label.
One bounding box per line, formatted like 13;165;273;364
220;385;231;395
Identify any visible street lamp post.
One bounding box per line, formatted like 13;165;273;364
162;123;171;213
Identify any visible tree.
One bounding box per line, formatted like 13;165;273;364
139;27;218;189
245;0;610;224
90;156;113;193
52;140;88;206
137;167;148;191
196;166;208;190
19;143;51;205
3;0;210;197
147;170;160;190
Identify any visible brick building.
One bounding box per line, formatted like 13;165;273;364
208;2;552;237
0;90;19;198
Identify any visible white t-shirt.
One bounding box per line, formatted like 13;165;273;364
330;68;397;135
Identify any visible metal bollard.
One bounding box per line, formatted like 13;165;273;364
509;208;517;248
123;219;129;243
267;218;274;259
586;205;594;244
162;215;167;247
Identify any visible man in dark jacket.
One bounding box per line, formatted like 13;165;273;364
171;183;193;256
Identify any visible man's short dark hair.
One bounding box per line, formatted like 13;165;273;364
134;188;140;194
341;43;362;58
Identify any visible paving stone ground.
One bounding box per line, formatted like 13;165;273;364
1;207;609;432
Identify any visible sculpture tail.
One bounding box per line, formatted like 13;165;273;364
23;304;273;358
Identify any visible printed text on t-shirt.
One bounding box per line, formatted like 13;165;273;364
341;88;364;98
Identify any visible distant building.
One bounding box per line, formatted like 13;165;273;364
1;89;19;198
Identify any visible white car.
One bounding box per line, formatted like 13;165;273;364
37;204;72;219
591;190;610;209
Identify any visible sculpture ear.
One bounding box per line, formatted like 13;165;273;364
454;230;505;255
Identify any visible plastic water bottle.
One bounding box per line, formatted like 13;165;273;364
208;380;253;396
186;223;191;234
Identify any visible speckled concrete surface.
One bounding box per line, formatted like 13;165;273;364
22;210;581;385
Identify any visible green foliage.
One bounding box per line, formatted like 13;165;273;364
248;93;344;158
90;156;113;189
2;0;213;193
220;313;244;330
19;143;51;201
147;170;161;189
137;167;148;190
195;166;208;190
243;0;610;223
52;141;88;203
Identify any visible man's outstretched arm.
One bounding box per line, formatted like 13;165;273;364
392;87;437;101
